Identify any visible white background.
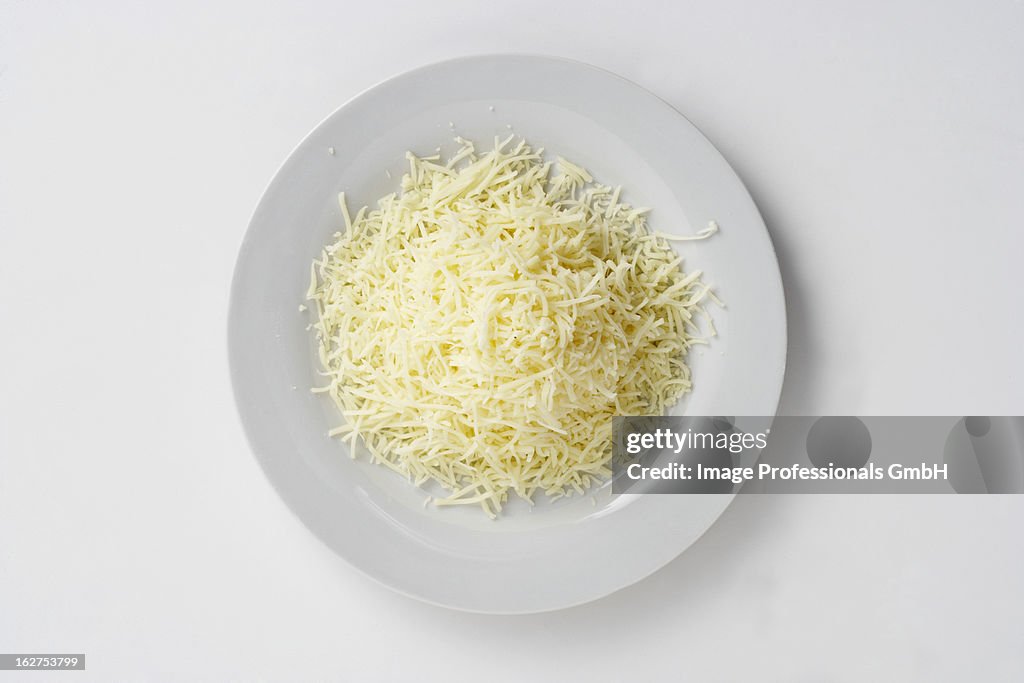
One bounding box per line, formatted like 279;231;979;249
2;1;1022;680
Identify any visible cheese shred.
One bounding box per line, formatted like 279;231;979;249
309;137;716;517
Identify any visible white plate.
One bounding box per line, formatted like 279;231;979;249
229;55;786;613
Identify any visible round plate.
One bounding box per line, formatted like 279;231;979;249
229;55;786;613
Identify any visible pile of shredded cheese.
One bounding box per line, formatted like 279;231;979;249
308;136;717;517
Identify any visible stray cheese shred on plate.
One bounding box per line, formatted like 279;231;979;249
308;136;717;518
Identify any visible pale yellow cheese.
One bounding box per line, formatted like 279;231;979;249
309;137;715;517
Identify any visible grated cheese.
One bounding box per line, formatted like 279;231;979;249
308;137;716;517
